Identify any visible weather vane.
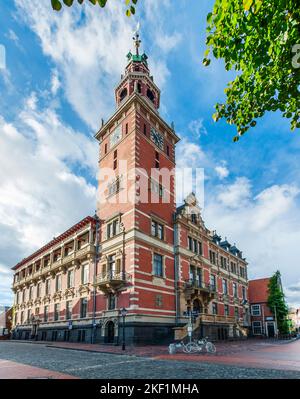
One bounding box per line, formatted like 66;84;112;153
133;22;141;56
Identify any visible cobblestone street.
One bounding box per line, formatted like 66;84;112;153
0;340;300;379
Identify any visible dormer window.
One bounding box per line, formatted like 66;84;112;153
119;88;127;102
191;213;197;224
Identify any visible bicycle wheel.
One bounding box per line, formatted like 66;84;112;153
186;342;198;353
206;342;216;354
182;344;191;353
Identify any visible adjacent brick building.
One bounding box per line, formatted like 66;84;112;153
248;278;279;337
11;34;250;344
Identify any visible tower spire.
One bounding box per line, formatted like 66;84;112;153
133;22;141;56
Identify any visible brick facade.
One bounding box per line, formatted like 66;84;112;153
11;37;250;344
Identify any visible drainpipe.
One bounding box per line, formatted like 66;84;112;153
173;216;180;325
91;214;100;344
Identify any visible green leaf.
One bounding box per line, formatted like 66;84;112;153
98;0;107;7
63;0;74;6
202;58;211;66
51;0;62;11
243;0;253;11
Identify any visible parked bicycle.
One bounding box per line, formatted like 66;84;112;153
185;337;216;354
169;337;216;354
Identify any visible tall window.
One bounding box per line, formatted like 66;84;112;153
242;286;247;300
212;302;218;315
45;279;51;295
108;255;116;276
67;269;74;288
191;213;197;224
66;300;72;320
151;220;164;240
240;266;245;278
37;282;42;298
44;306;48;322
27;309;31;323
231;262;237;274
113;149;117;170
222;279;228;295
220;256;227;269
55;274;61;292
20;311;24;324
153;253;163;277
29;286;33;300
210;274;216;290
155;151;159;169
107;218;120;238
193;239;197;253
188;236;193;251
198;242;203;255
209;250;216;265
54;303;60;321
22;289;26;303
82;264;89;285
252;321;262;335
80;298;88;318
251;304;261;316
233;282;238;298
108;294;116;310
235;307;239;319
224;304;229;316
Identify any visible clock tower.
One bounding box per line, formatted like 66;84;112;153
94;31;180;344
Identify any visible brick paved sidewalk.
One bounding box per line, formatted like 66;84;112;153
11;337;296;358
0;359;78;379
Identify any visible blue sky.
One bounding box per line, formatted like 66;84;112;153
0;0;299;307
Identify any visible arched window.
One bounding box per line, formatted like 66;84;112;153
147;88;155;103
137;82;142;93
119;87;128;102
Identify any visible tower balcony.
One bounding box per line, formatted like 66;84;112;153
95;271;131;293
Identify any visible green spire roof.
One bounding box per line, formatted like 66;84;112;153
126;51;148;65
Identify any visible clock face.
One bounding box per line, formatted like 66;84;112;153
150;127;164;150
110;125;122;148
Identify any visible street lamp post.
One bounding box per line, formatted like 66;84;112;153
120;307;127;351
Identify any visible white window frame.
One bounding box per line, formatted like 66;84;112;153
252;321;262;335
251;304;261;316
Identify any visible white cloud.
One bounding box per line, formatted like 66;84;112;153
215;161;229;179
0;97;97;305
203;179;300;307
217;177;251;209
51;69;61;95
15;0;179;129
188;118;207;139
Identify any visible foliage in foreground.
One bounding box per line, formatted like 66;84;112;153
50;0;300;141
267;270;290;335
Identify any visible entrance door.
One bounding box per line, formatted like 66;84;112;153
107;321;115;343
267;322;275;337
193;299;203;315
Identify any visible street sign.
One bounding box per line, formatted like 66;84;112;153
68;321;73;330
